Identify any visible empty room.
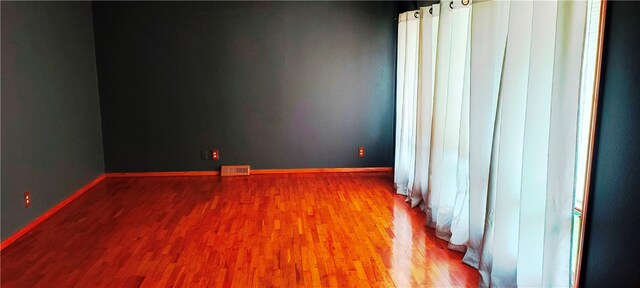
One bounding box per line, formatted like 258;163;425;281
1;0;639;287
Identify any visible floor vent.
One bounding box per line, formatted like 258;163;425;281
221;165;251;176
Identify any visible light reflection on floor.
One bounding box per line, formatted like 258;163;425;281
387;194;478;287
391;201;414;287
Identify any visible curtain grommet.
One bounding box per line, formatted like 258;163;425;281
429;7;433;15
450;1;454;9
414;11;420;18
462;0;470;6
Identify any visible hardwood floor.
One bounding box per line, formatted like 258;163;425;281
1;173;479;287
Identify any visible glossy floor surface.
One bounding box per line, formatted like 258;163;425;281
1;173;479;287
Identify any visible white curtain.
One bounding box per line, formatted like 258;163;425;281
463;0;509;271
408;4;439;209
427;0;471;248
394;11;419;196
394;0;588;286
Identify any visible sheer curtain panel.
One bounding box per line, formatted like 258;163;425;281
394;11;419;196
408;4;439;209
463;0;509;270
426;0;471;248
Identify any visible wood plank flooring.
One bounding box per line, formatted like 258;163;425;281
1;173;479;287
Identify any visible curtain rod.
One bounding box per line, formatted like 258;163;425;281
395;0;494;20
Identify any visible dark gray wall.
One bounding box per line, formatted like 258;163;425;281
1;2;104;240
580;1;640;287
92;1;396;172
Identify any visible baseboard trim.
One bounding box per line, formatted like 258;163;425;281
0;174;106;251
106;171;221;177
251;167;392;174
105;167;392;177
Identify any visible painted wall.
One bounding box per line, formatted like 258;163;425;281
580;1;640;286
92;1;397;172
1;2;105;240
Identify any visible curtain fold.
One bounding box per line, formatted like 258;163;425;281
542;2;587;285
517;1;559;285
394;11;420;196
408;4;439;210
449;0;472;251
482;1;536;285
427;1;471;245
463;0;509;269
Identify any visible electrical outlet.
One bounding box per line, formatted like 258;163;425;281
358;147;365;158
212;149;219;160
24;191;31;208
